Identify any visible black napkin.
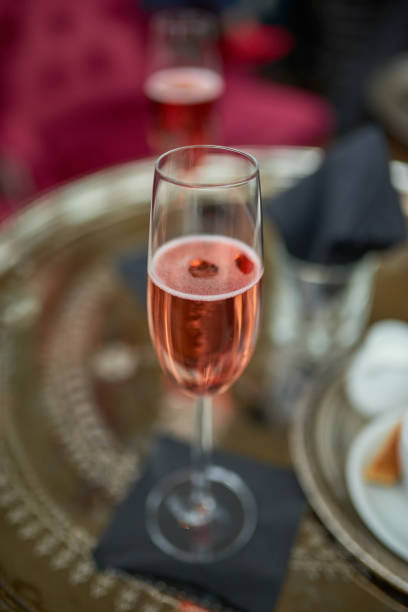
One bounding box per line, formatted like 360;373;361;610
265;125;406;265
93;436;306;612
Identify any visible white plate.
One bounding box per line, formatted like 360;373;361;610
346;408;408;562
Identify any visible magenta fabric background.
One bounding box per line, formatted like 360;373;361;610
0;0;333;211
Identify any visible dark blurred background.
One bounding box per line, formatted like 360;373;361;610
1;0;407;212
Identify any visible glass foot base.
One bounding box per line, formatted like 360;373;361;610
146;466;257;563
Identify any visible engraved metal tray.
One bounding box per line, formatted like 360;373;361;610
0;149;320;612
291;370;408;606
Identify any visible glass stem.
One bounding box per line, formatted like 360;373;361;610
190;395;213;509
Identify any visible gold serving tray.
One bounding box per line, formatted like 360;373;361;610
0;152;294;612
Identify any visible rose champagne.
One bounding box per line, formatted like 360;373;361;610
143;67;224;152
148;235;262;396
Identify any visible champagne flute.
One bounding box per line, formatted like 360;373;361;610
143;9;224;154
146;145;263;562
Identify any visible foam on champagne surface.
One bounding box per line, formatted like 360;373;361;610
144;67;224;105
149;235;262;301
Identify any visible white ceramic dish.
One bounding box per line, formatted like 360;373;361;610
346;408;408;562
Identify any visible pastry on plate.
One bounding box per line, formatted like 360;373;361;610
364;421;402;485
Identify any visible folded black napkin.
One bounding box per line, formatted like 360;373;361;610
93;436;306;612
265;125;406;264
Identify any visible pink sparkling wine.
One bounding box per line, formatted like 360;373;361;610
143;67;224;151
148;235;263;396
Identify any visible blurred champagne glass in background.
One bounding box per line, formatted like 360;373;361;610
143;9;225;154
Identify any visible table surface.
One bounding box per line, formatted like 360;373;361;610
1;149;408;612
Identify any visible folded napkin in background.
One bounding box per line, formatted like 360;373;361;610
265;125;406;265
93;436;306;612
